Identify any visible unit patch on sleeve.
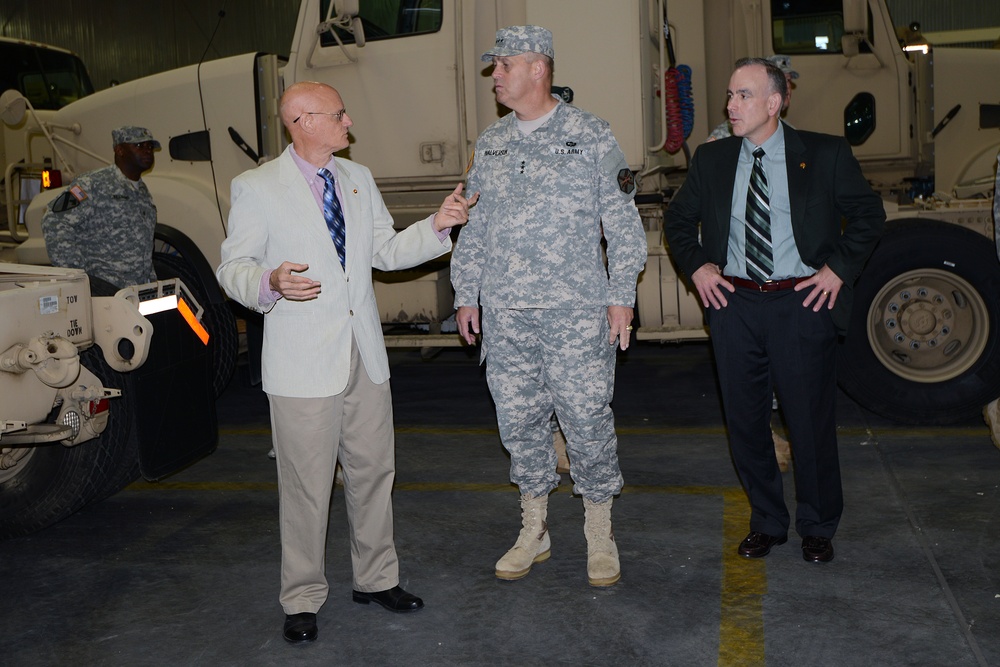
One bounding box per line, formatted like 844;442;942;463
51;190;81;213
617;168;636;194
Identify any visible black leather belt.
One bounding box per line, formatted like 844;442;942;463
725;276;805;292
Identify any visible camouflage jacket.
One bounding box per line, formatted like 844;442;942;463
451;102;646;309
41;164;157;288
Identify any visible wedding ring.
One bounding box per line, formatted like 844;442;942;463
626;325;633;331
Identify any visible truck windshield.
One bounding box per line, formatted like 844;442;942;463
772;0;848;54
319;0;443;47
0;41;95;110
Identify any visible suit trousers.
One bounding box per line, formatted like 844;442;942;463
707;288;843;539
268;336;399;615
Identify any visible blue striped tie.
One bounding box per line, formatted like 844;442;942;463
317;167;346;269
745;147;773;285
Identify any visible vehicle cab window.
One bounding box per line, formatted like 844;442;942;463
319;0;443;47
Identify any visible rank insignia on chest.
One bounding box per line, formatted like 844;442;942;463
617;168;636;194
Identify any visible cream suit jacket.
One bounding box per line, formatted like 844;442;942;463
216;146;452;398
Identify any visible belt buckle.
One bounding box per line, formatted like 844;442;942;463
760;280;777;292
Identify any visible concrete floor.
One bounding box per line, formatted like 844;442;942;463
2;341;999;666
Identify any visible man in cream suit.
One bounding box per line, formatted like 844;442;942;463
217;81;477;644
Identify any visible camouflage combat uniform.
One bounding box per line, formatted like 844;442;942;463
451;101;646;502
42;164;157;288
707;120;733;142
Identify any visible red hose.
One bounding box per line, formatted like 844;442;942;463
663;67;685;153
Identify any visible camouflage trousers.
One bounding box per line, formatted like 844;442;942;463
482;307;623;502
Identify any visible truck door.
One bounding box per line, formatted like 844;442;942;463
285;0;464;182
765;0;910;162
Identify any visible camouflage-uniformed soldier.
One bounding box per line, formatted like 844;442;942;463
707;55;799;142
42;126;159;288
452;25;646;587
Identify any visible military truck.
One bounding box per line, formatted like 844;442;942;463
0;266;216;538
2;0;999;425
0;37;94;232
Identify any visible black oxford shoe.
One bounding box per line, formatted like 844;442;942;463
738;531;788;558
801;536;835;563
283;612;317;643
352;585;424;613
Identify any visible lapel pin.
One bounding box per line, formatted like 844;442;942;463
800;162;806;169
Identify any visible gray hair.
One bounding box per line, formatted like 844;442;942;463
734;56;788;105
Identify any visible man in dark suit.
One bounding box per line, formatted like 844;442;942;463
664;57;884;563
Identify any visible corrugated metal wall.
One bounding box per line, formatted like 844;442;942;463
886;0;1000;33
0;1;997;91
0;0;300;90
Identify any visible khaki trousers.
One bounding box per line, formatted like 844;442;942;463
268;337;399;615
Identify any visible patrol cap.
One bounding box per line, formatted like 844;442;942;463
112;126;161;149
481;25;554;62
767;54;799;80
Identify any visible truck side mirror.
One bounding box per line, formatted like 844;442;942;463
330;0;366;48
841;0;868;58
841;34;861;57
0;89;28;126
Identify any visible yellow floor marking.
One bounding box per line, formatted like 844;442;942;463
718;489;767;667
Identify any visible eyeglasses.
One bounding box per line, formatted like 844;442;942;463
293;109;347;123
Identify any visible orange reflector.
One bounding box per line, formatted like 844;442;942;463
177;297;210;345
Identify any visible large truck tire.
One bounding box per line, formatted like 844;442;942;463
81;347;140;503
0;440;105;539
0;348;133;539
153;251;237;397
83;276;140;502
0;278;140;539
837;219;1000;424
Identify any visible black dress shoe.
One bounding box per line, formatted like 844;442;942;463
738;531;788;558
352;585;424;613
801;536;835;563
283;612;317;643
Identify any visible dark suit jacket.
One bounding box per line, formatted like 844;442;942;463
663;122;885;334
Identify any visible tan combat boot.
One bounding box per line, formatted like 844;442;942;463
583;497;620;587
984;399;1000;451
495;495;551;580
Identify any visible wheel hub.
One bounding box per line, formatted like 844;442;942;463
868;269;988;383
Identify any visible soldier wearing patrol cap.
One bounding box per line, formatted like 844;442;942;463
452;25;646;588
42;125;159;288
